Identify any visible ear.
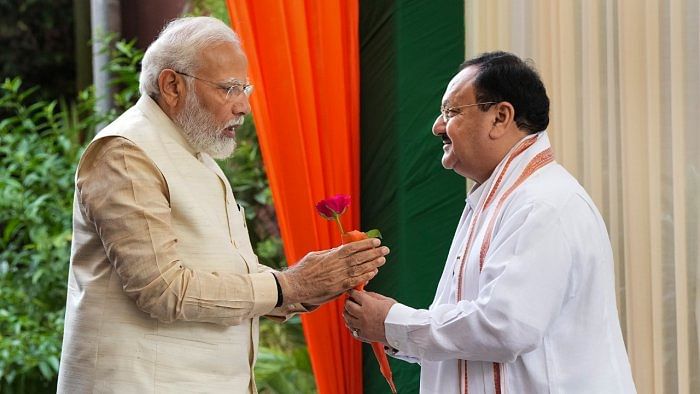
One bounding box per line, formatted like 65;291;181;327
488;101;515;139
157;69;185;109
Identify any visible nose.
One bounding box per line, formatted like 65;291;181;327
231;94;251;117
432;114;445;136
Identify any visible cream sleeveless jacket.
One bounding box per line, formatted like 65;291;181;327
58;96;279;393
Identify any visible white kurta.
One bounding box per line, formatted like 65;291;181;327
384;132;636;394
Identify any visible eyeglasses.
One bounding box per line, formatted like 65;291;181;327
174;71;254;99
440;102;497;123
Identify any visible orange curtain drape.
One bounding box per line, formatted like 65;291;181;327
226;1;361;393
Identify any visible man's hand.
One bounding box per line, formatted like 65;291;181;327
277;238;389;305
343;290;397;344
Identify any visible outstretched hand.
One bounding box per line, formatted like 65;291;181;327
343;289;397;344
277;238;389;305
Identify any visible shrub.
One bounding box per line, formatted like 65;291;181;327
0;78;102;393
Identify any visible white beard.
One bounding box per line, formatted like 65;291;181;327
174;92;243;160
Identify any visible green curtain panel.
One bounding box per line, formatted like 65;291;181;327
359;0;466;392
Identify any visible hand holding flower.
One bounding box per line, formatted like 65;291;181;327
276;238;388;305
315;194;397;393
344;290;397;345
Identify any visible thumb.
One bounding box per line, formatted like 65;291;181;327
365;291;396;304
348;289;368;303
364;291;385;300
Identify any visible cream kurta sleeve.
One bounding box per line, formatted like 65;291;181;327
77;136;279;325
257;264;318;321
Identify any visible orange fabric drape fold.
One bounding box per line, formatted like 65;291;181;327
226;1;361;393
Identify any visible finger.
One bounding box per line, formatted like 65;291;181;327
348;289;361;303
355;287;381;304
344;295;361;312
348;289;371;307
360;255;387;271
364;291;387;300
337;238;382;257
344;313;360;331
343;310;359;325
347;246;390;266
343;268;378;290
349;289;371;305
348;257;383;278
342;254;387;282
358;269;379;284
345;297;363;318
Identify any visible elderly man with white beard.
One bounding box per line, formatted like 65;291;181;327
57;17;389;394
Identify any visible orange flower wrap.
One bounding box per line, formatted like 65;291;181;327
342;230;397;394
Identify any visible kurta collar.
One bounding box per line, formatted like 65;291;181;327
466;182;486;212
465;131;549;212
135;95;198;156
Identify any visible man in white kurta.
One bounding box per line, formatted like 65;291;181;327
58;17;388;393
344;52;636;393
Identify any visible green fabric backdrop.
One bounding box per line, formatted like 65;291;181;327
359;0;466;392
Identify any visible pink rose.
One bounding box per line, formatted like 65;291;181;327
315;194;351;219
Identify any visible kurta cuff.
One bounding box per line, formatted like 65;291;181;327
248;272;278;315
384;303;418;353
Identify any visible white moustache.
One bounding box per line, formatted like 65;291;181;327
228;117;245;129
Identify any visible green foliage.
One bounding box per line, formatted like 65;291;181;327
0;78;101;393
104;38;145;113
0;37;140;392
256;317;316;394
188;0;231;25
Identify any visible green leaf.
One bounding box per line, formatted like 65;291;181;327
37;361;51;380
47;356;59;372
364;229;383;239
2;219;22;243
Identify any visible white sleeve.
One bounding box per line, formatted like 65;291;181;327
384;200;575;363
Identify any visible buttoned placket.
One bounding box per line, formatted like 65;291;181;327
196;152;245;253
451;186;485;297
196;152;261;386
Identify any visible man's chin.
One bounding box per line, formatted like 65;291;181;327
207;141;237;160
441;155;456;170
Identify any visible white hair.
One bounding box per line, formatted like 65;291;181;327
139;16;240;98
